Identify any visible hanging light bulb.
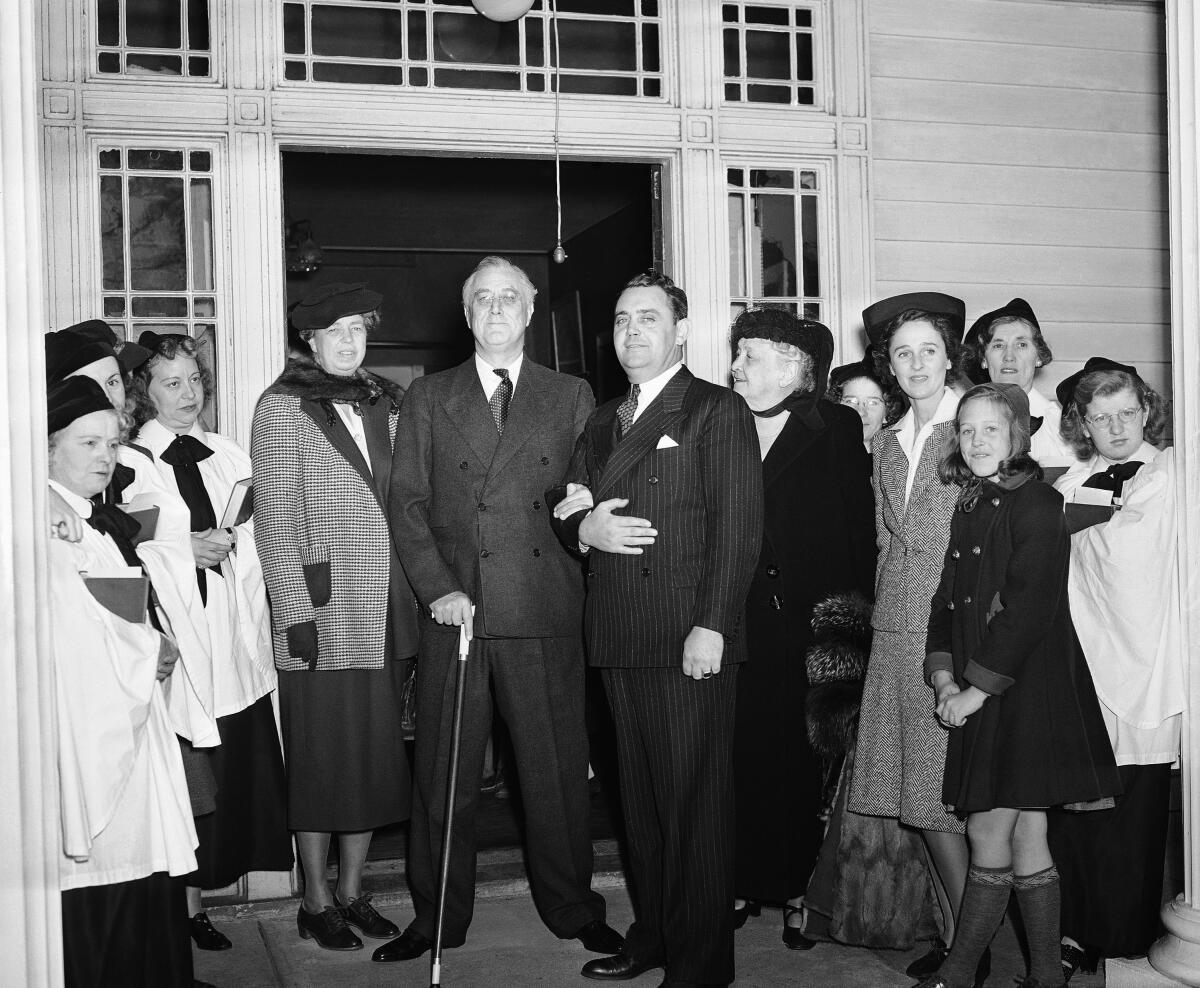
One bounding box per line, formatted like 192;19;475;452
471;0;536;23
550;0;567;264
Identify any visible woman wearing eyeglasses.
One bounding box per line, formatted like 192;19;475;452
828;351;887;451
1047;357;1181;982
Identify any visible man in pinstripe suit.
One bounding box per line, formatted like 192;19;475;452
552;271;763;987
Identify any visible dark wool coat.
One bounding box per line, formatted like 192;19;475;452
733;399;876;900
925;475;1120;814
250;356;420;672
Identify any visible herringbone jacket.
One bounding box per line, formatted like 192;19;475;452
250;356;419;672
870;419;959;634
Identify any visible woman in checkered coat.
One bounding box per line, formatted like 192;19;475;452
844;293;973;970
251;283;420;953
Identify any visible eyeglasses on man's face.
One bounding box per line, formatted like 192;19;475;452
1084;406;1143;429
472;289;523;310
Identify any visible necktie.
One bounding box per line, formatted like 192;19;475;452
617;384;641;438
160;433;219;603
86;505;164;632
490;368;512;435
1082;460;1144;498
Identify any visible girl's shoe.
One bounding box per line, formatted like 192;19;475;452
907;939;949;977
732;899;760;930
1060;941;1101;982
782;904;815;950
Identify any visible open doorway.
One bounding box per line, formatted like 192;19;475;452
282;151;660;404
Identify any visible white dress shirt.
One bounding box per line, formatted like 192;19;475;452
891;386;960;504
475;352;525;400
628;361;683;425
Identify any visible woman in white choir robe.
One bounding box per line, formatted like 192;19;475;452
961;298;1075;470
1046;356;1180;981
128;332;293;943
47;376;199;988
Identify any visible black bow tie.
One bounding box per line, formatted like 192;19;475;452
160;433;213;468
1082;460;1144;497
159;432;219;604
86;503;144;567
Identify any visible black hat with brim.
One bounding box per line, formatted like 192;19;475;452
291;282;382;331
48;375;117;434
45;330;115;386
861;292;966;346
66;318;152;373
731;308;835;398
962;298;1040;351
830;346;881;392
1054;356;1139;409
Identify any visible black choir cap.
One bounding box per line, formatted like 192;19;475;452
1054;356;1139;409
47;376;116;434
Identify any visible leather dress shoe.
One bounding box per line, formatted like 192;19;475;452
732;900;760;930
782;904;815;950
575;919;625;954
372;928;433;963
336;892;399;939
906;939;948;977
189;912;232;951
296;905;363;951
581;950;665;981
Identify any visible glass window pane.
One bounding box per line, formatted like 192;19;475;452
283;4;307;54
801;195;819;297
557;20;635;72
189;150;211;172
132;296;189;317
797;87;814;105
187;0;210;50
641;0;658;15
433;13;517;65
745;30;789;80
409;66;428;85
189;178;214;291
745;6;788;26
747;83;790;103
796;32;813;80
725;82;741;101
194;297;215;317
723;28;740;76
108;323;129;342
727;168;744;186
104;296;126;318
722;4;739;23
126;0;182;48
128;149;184;171
796;9;812;28
526;72;545;91
557;0;634;13
433;67;520;90
187;56;208;76
194;324;218;432
99;148;122;169
799;172;816;190
560;74;637;96
100;175;126;291
314;62;405;84
312;6;403;59
408;11;428;59
752;193;796;298
728;194;745;297
641;23;659;73
128;176;187;291
751;169;794;189
642;77;660;98
98;0;120;46
98;52;121;73
803;302;820;320
525;19;544;65
284;60;307;81
126;53;183;75
730;302;746;324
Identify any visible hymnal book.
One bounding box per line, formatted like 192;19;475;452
1041;466;1070;486
119;492;163;544
219;478;253;528
84;566;150;623
1065;486;1118;534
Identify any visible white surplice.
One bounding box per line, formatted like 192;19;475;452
1027;387;1074;469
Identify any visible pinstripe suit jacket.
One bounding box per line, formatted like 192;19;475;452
558;366;764;668
870;419;960;633
389;357;595;639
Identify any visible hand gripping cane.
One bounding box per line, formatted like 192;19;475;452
430;617;472;987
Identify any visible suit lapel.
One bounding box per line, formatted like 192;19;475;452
596;367;691;499
762;402;825;491
440;360;500;467
300;398;385;512
904;421;955;517
485;361;553;482
877;428;909;521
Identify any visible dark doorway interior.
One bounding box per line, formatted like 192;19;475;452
282;151;656;403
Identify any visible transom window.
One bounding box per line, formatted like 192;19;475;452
281;0;664;97
722;2;817;106
95;0;211;77
727;167;823;321
96;144;222;425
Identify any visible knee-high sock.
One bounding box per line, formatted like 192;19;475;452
940;864;1013;985
1015;865;1063;986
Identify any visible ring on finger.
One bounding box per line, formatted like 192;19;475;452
702;672;713;679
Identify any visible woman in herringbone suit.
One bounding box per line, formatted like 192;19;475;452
845;293;976;980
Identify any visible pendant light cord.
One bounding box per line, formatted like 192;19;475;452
551;0;566;261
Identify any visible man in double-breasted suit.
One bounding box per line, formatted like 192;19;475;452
552;271;763;987
379;257;622;963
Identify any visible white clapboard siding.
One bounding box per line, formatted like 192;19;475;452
869;0;1170;399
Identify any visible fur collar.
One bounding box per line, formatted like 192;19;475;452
267;353;403;409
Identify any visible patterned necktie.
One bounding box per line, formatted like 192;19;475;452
1082;460;1144;498
617;383;640;438
490;368;512;435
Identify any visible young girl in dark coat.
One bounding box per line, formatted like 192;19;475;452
915;383;1120;988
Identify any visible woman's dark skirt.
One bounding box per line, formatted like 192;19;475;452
62;873;191;988
1049;762;1172;957
278;659;412;833
189;694;294;889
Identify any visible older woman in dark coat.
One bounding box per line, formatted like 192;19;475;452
251;283;420;953
728;308;876;947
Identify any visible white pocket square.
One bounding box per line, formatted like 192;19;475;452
656;434;679;450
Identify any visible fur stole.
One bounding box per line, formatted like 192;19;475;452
805;591;872;763
266;353;404;423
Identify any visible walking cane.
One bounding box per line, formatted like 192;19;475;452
430;617;472;987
